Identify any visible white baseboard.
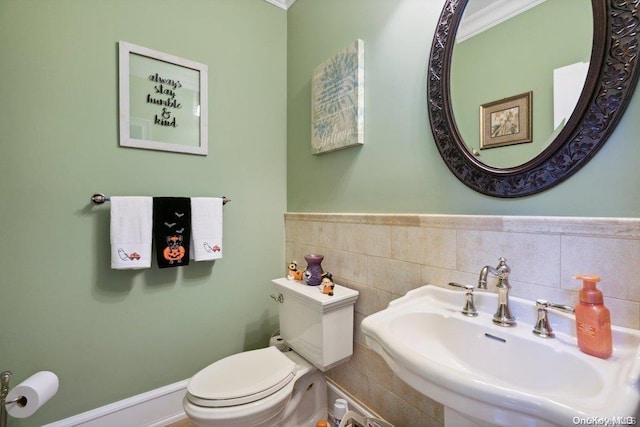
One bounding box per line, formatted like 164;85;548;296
43;380;189;427
44;377;375;427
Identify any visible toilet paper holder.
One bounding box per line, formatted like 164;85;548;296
1;372;23;404
1;371;28;427
1;370;15;427
1;369;59;424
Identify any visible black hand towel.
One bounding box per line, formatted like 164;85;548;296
153;197;191;268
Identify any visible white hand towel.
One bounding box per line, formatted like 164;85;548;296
110;197;153;269
190;197;223;261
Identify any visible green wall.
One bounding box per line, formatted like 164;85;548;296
287;0;640;217
0;0;286;425
2;0;640;424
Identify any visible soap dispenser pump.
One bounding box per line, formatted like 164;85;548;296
574;275;612;359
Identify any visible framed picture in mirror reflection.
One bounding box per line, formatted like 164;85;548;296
480;91;532;149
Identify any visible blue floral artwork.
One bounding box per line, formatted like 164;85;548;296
311;39;364;154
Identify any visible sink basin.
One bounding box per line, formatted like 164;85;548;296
361;285;640;427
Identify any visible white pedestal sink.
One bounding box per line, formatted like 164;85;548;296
361;285;640;427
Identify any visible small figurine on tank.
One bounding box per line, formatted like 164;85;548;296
320;272;335;296
287;260;304;281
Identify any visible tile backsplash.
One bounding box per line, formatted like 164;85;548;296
284;213;640;427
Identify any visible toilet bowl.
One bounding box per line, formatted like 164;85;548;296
183;278;359;427
184;348;326;426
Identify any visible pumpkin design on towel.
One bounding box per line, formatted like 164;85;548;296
163;235;185;264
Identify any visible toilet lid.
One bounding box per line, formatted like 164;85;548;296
187;346;297;408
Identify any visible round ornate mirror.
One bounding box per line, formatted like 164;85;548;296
427;0;640;198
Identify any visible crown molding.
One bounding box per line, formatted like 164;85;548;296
263;0;297;10
457;0;546;42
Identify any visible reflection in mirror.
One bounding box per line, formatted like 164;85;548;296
427;0;640;197
450;0;592;168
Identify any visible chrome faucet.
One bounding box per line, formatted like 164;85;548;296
532;299;575;338
478;257;516;326
448;282;478;317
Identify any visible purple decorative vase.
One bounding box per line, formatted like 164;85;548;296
303;254;324;286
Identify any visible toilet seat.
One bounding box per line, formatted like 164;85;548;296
186;346;296;408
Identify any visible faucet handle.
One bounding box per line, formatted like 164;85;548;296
448;282;478;317
532;299;575;338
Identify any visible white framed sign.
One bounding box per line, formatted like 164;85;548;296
118;41;208;155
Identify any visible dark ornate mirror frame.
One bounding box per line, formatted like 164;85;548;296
428;0;640;198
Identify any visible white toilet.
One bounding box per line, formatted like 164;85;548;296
183;277;359;427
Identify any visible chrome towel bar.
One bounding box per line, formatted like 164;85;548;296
90;193;230;205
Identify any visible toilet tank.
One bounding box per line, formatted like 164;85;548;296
271;278;359;372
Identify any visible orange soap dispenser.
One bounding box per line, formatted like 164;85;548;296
574;275;612;359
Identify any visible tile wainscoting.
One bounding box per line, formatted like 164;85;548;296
285;213;640;427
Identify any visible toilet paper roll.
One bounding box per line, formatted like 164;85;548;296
269;335;289;352
334;398;348;421
5;371;59;418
